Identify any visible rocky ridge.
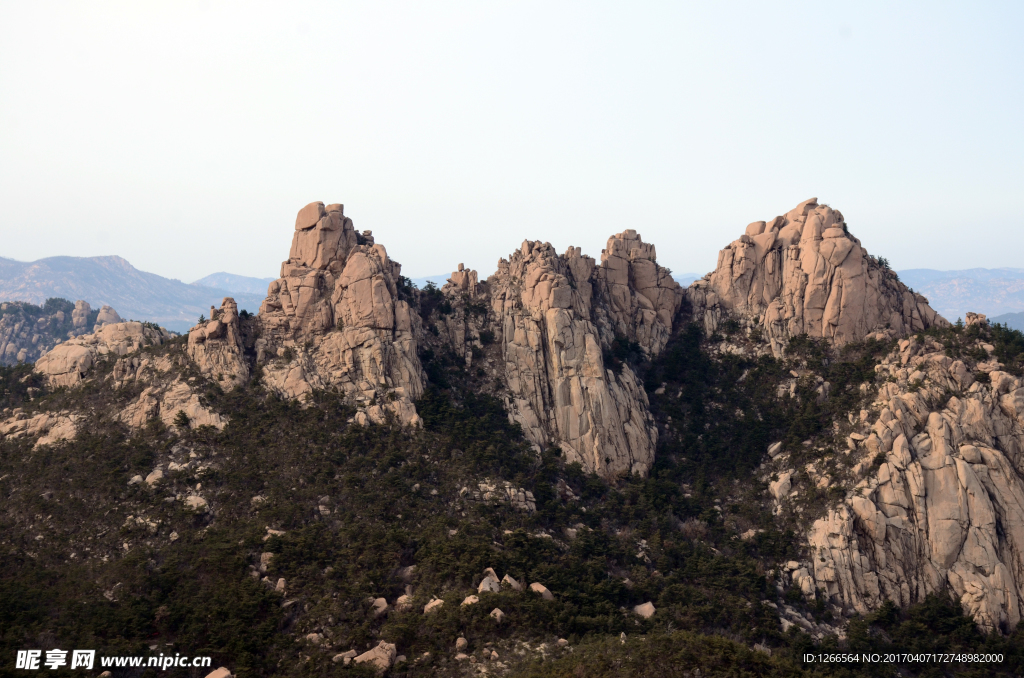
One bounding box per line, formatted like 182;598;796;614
20;199;948;480
6;197;1024;656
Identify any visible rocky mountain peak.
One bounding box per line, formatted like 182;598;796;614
688;198;948;355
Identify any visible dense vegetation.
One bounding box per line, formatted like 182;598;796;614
3;319;1024;677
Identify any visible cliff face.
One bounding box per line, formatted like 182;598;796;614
803;334;1024;633
457;232;681;477
687;198;948;355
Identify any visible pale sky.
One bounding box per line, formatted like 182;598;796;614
1;1;1021;283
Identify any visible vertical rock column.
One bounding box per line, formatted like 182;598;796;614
256;202;425;425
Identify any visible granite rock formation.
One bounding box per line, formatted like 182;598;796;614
35;321;172;388
0;299;111;366
687;198;948;355
798;334;1024;632
187;298;249;388
256;202;425;426
436;231;683;477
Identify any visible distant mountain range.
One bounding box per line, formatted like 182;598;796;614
3;255;1023;335
896;268;1024;330
0;256;270;333
192;272;275;296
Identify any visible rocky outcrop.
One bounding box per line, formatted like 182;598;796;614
120;379;227;431
0;299;112;366
0;409;80;448
256;202;425;425
437;232;682;477
799;336;1024;632
187;298;249;388
687;198;948;355
35;321;172;388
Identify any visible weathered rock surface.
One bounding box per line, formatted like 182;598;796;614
687;198;948;355
120;379;227;431
257;202;425;425
0;410;80;448
35;321;172;388
0;299;109;366
801;335;1024;631
187;298;249;388
438;232;682;477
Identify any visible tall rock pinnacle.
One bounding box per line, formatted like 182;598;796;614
256;202;425;426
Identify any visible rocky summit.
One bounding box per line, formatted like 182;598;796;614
688;198;947;355
4;198;1024;677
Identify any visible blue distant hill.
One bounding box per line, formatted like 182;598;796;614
896;268;1024;325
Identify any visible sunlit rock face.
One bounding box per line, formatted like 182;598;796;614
438;230;683;478
687;198;947;356
801;337;1024;633
257;202;425;427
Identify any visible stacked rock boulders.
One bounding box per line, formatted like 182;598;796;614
187;297;249;388
35;321;172;388
256;202;425;426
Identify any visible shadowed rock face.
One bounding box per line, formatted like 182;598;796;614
256;202;426;427
687;198;948;355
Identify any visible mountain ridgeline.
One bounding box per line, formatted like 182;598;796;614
4;198;1024;677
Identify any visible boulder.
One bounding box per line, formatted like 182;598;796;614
204;669;231;678
423;598;444;614
501;574;523;591
633;601;656;619
145;469;164;486
332;650;357;665
477;575;500;594
490;607;505;622
95;305;122;327
184;496;208;513
395;594;413;611
461;595;479;606
455;637;468;652
529;582;554;600
353;641;397;674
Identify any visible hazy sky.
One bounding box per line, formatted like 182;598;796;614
1;1;1022;283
